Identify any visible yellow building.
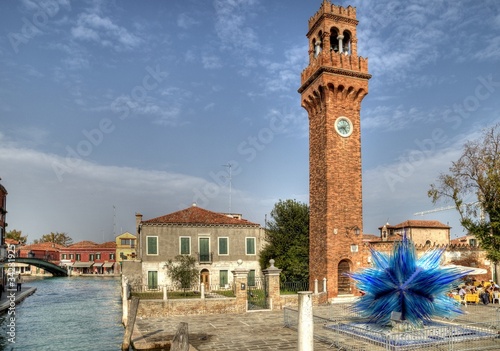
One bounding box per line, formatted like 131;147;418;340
116;232;136;272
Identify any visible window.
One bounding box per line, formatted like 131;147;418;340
180;237;191;255
199;237;210;262
220;270;228;287
469;239;477;247
89;254;94;261
148;271;158;290
147;236;158;255
121;239;135;247
218;237;228;255
75;254;81;261
69;254;74;259
110;253;115;260
96;253;101;260
61;254;67;259
246;237;256;255
248;270;256;286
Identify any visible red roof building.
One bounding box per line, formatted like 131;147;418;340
59;240;117;274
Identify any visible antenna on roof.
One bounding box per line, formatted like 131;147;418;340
222;163;232;213
113;205;116;238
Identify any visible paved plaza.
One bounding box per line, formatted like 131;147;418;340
131;303;500;351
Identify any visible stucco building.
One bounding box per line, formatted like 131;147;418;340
60;240;116;274
116;232;137;273
135;204;265;290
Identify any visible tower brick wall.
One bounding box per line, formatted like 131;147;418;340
299;1;371;299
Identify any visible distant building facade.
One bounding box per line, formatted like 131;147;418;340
134;204;265;290
116;232;137;273
369;219;491;282
18;242;63;275
59;241;116;274
378;220;451;247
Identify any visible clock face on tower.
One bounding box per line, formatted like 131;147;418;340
334;116;353;137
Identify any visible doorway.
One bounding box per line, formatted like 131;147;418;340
337;260;351;294
200;269;210;291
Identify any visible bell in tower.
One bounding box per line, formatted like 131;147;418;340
298;1;371;300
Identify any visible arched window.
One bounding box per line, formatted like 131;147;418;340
314;31;323;58
330;28;339;52
342;30;351;55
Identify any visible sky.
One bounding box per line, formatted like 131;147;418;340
0;0;499;244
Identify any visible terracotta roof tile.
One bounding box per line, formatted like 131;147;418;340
21;242;65;250
69;240;98;248
97;241;117;248
143;206;259;227
380;219;450;229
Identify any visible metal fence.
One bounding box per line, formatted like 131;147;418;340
129;283;234;299
280;281;309;294
284;303;500;351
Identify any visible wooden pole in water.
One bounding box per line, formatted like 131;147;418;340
122;296;139;351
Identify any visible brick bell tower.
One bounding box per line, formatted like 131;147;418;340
298;1;371;299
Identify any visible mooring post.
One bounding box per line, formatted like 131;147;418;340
201;283;205;299
122;296;139;351
314;279;318;294
163;285;168;301
297;291;313;351
323;277;327;293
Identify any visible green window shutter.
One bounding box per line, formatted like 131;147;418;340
148;271;158;289
147;237;158;255
180;237;190;254
246;238;255;255
219;238;228;255
220;270;228;286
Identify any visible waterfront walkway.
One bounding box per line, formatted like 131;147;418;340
131;304;500;351
0;286;37;313
132;308;334;351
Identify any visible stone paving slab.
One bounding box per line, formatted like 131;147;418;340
131;304;500;351
132;308;335;351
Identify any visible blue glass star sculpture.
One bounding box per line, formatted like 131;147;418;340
348;234;470;326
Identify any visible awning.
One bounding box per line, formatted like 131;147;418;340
93;263;103;267
102;262;114;268
72;262;93;268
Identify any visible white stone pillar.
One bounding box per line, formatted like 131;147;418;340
122;278;128;326
337;35;344;53
323;278;327;293
163;285;168;301
298;291;313;351
314;279;318;294
201;283;205;299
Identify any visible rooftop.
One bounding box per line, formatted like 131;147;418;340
142;205;259;227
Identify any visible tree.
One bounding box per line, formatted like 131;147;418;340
259;199;309;282
165;255;199;294
34;232;73;246
6;229;27;244
428;123;500;269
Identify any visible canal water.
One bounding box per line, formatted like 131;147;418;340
0;276;124;351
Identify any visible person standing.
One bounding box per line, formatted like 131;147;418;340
16;274;22;292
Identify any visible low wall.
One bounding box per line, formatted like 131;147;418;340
136;298;243;318
276;292;328;310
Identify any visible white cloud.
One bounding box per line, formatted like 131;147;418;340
177;13;200;29
71;12;142;50
213;0;261;52
0;143;245;242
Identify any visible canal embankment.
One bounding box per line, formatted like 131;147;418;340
0;286;36;313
